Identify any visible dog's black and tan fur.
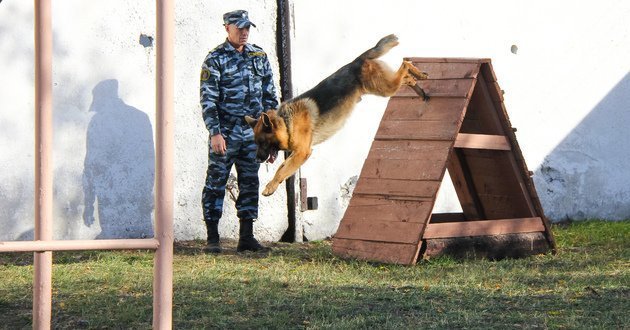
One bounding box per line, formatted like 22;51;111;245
245;34;428;196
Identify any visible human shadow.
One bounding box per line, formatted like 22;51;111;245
535;72;630;220
82;79;155;239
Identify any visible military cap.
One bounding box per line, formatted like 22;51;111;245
223;10;256;28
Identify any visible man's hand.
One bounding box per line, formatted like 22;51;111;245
211;134;227;155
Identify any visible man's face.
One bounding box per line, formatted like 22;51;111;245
225;24;250;49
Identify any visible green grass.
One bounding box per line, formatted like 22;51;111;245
1;220;628;329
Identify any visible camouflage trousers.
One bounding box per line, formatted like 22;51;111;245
202;124;260;223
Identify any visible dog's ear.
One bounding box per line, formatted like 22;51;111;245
244;115;258;129
261;112;273;133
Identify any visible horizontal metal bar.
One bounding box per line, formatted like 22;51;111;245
0;239;159;253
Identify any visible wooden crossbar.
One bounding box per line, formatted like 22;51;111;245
423;217;545;239
454;133;511;150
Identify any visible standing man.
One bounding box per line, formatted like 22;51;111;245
200;10;279;253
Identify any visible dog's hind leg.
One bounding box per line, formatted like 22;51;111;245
400;61;430;101
362;60;429;98
403;61;428;81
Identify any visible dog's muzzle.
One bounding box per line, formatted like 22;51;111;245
256;147;278;164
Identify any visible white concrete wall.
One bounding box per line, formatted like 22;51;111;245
1;0;628;242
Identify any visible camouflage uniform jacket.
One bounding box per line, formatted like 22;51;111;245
200;40;279;136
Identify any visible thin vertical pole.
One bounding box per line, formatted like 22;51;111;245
33;0;54;329
276;0;299;243
153;0;174;328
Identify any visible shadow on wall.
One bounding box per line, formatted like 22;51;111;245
535;72;630;221
0;2;35;241
82;79;155;238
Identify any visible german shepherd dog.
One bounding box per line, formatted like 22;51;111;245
245;34;428;196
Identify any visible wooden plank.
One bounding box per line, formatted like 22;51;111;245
332;238;420;265
454;133;511;150
360;158;445;181
459;81;504;135
447;149;484;220
475;74;507;134
480;61;498;83
430;213;467;223
334;220;424;244
487;81;504;103
354;178;441;199
395;78;476;98
375;120;461;141
342;196;433;223
422;217;545;239
476;194;531;219
368;140;452;160
405;57;491;64
382;97;468;122
406;62;481;80
460;150;528;195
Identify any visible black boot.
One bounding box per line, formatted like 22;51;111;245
237;219;271;252
203;220;221;253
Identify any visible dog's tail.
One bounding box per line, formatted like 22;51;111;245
357;34;399;60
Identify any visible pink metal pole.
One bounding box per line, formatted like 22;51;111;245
153;0;174;328
0;239;159;253
33;0;53;328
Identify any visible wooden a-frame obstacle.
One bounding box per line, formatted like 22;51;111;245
332;58;555;265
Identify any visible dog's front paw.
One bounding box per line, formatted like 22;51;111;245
262;183;278;196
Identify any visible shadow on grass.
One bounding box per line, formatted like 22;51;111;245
1;274;626;329
1;222;627;328
0;239;330;266
0;249;154;267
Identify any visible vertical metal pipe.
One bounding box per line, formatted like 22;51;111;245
33;0;54;328
153;0;174;328
276;0;298;243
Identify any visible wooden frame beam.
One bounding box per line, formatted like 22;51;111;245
454;133;511;150
423;217;545;239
